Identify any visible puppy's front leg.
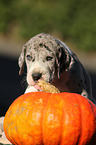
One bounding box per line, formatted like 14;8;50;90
0;117;12;144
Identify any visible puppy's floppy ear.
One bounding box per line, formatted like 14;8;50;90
18;45;26;75
56;47;62;78
56;47;70;79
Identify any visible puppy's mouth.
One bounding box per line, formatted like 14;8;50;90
34;82;41;90
30;72;50;91
32;79;42;91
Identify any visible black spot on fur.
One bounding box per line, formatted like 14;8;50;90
39;43;52;52
44;45;49;50
39;43;43;47
39;36;42;38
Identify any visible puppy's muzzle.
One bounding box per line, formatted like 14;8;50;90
32;73;42;82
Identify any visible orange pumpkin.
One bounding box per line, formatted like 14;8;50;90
3;92;96;145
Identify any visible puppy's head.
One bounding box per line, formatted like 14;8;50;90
18;33;56;86
18;33;71;86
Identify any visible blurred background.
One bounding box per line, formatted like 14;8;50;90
0;0;96;116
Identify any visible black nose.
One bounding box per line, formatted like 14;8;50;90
32;73;42;81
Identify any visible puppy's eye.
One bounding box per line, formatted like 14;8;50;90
46;56;53;61
26;55;32;61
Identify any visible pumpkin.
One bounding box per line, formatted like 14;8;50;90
3;92;96;145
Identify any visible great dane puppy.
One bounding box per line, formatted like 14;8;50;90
0;33;95;144
18;33;93;101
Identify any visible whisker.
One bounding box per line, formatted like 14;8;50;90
20;76;26;84
20;76;28;89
